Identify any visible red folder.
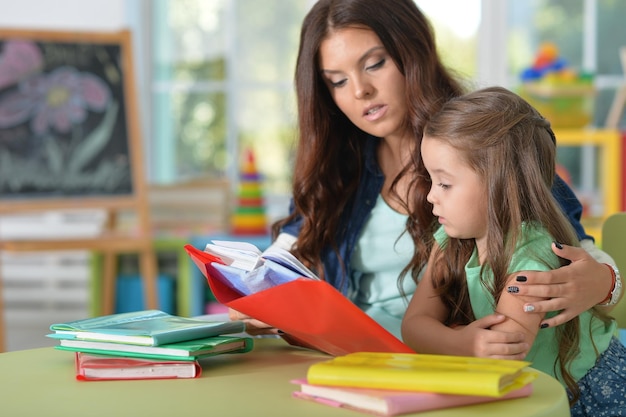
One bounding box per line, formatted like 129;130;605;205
184;244;413;356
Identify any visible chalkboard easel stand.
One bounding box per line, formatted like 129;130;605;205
0;197;160;352
0;29;158;352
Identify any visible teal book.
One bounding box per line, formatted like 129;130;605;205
55;335;254;361
48;310;246;346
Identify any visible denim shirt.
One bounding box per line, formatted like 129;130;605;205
280;135;591;297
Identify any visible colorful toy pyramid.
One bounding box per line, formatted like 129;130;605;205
230;148;268;235
519;42;595;129
520;42;593;85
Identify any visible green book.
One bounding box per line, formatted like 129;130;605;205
55;335;254;361
48;310;246;346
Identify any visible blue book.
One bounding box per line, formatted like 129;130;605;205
48;310;245;346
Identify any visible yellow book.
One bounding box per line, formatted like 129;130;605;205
306;352;537;398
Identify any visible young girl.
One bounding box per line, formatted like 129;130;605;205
401;86;626;416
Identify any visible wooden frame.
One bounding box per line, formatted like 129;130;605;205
0;29;158;351
605;47;626;129
554;128;622;241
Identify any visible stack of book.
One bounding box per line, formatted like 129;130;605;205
292;351;537;416
47;309;253;381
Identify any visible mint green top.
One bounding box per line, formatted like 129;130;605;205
351;195;417;340
434;224;616;384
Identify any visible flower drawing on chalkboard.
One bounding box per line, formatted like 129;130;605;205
0;66;111;135
0;39;44;89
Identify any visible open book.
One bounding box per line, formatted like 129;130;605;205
185;244;413;356
203;240;319;295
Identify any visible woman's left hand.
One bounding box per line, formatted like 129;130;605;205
506;242;613;328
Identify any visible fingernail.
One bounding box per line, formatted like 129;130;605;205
277;330;285;334
553;241;563;250
540;323;549;329
523;305;535;312
516;275;527;282
507;286;519;293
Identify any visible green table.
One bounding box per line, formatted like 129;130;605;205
0;338;571;417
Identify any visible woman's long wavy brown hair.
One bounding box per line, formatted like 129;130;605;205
272;0;464;281
417;86;611;404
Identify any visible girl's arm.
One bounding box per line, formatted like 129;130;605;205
489;273;547;346
401;244;528;359
401;245;454;353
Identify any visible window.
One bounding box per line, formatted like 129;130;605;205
505;0;626;128
149;0;312;198
138;0;626;239
416;0;480;81
147;1;481;209
145;0;624;203
504;0;626;221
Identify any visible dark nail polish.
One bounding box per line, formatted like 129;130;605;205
553;241;563;250
507;286;519;293
277;330;285;334
516;275;527;282
540;323;549;329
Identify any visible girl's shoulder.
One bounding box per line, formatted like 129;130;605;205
510;222;559;272
518;222;555;248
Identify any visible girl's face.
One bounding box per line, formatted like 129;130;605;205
318;27;409;141
421;135;489;254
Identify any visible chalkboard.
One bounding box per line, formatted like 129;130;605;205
0;29;143;210
0;31;159;338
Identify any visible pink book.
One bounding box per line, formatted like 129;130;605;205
291;379;533;416
75;352;201;381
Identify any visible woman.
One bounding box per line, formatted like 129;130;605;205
232;0;620;348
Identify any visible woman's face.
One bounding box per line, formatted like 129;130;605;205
318;27;409;141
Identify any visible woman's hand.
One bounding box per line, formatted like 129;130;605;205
228;308;319;350
507;242;614;328
228;308;280;336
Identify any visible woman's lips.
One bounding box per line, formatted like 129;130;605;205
363;104;387;121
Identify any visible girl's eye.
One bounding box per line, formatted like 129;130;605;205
438;183;450;190
366;58;385;71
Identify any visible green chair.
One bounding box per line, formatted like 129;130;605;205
601;212;626;343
